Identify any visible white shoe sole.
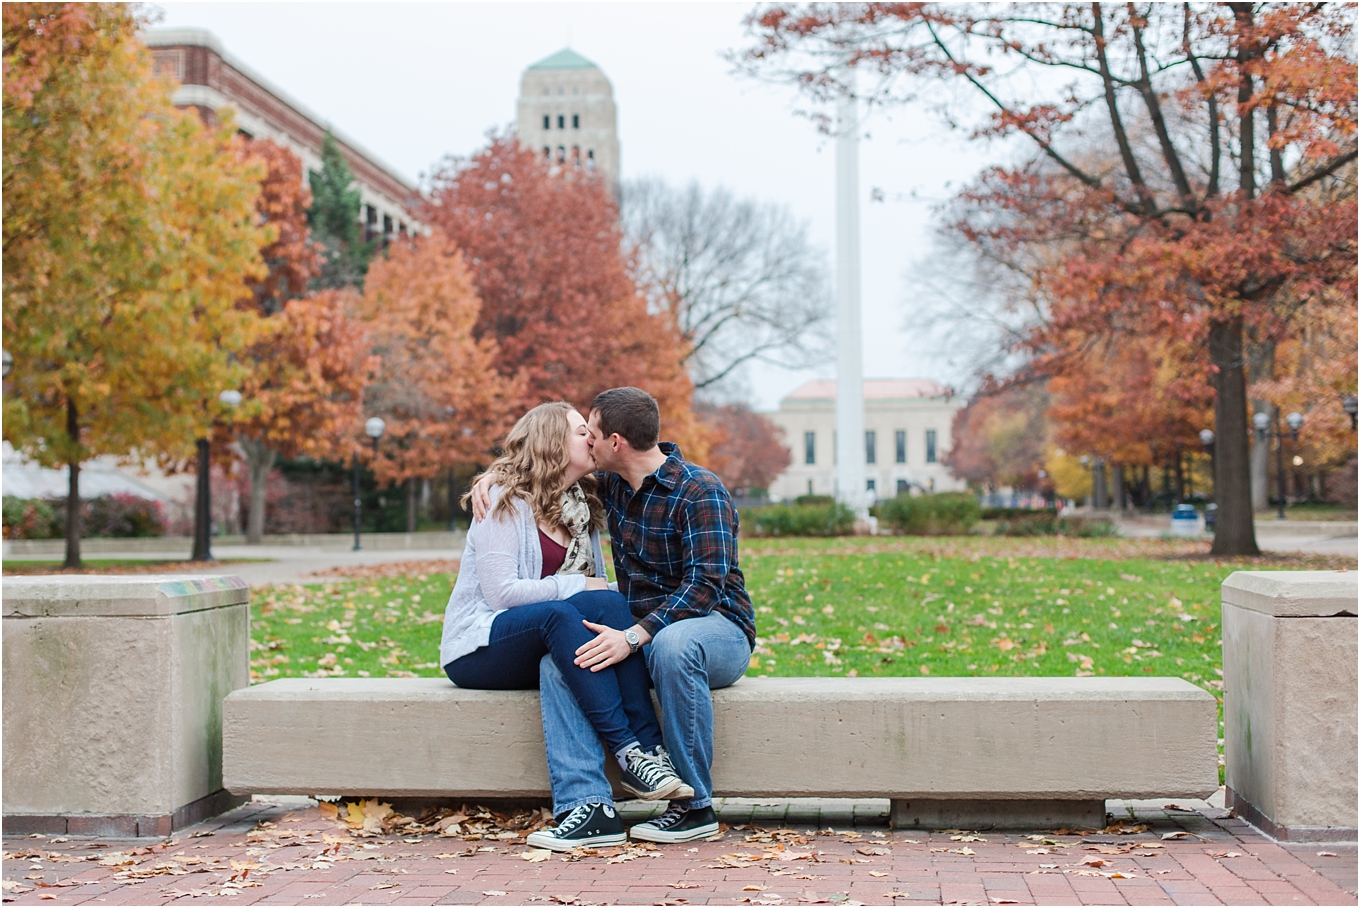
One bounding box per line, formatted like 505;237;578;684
620;776;692;801
627;821;720;844
524;830;626;852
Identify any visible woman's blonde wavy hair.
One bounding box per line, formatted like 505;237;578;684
462;401;604;530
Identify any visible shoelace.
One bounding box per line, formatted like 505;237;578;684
649;803;688;829
553;803;594;836
627;750;675;788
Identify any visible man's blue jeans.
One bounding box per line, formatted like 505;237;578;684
539;612;750;815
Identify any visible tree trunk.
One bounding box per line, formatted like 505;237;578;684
192;437;212;562
1174;449;1186;502
1209;316;1260;555
63;399;82;570
406;476;417;534
1112;465;1126;511
1093;459;1108;510
239;436;277;545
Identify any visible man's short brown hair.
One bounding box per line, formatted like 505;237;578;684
590;387;659;451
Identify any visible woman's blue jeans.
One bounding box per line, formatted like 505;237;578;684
444;590;662;757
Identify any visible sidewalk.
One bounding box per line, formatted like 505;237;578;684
4;795;1355;906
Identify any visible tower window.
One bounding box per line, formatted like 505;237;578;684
586;149;595;170
804;432;815;465
572;145;581;165
895;430;906;463
543;146;551;159
866;478;876;495
572;113;580;129
556;146;566;163
557;114;565;129
865;430;876;465
926;430;938;463
542;114;550;130
897;479;909;495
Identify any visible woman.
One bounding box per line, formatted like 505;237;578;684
440;401;689;851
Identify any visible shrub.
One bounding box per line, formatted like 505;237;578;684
2;496;60;539
981;506;1058;521
875;492;981;536
794;494;835;506
993;512;1118;537
3;494;165;539
743;501;856;537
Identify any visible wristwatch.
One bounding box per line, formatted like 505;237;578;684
624;629;641;655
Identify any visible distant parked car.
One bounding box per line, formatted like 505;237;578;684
1171;503;1202;536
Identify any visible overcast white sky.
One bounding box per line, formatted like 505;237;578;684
154;2;1000;411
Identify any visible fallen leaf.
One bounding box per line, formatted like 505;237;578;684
950;834;985;843
1162;803;1187;811
951;847;976;856
317;802;339;821
1318;851;1339;857
868;871;890;877
856;846;890;855
369;883;398;890
1161;831;1203;841
484;890;508;896
883;893;910;900
743;885;769;891
1080;857;1108;867
521;849;552;863
1211;851;1242;859
444;869;459;874
670;882;697;889
39;895;57;900
991;899;1019;905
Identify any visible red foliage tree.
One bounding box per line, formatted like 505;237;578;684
423;135;708;459
740;3;1357;554
697;402;791;497
944;383;1050;493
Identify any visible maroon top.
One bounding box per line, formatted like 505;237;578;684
538;529;567;578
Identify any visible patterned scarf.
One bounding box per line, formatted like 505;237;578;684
557;483;596;577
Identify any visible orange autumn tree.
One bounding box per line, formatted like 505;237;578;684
357;234;518;530
424;135;707;460
697;402;791;498
226;139;375;543
1047;337;1214;506
3;4;266;568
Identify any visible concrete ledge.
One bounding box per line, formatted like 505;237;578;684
1221;570;1359;617
225;677;1219;810
2;574;248;617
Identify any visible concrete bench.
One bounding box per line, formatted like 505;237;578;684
224;676;1218;829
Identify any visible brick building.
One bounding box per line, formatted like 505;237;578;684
143;28;420;242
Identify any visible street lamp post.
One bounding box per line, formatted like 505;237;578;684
1343;395;1358;431
1254;411;1303;521
192;389;242;562
353;417;386;551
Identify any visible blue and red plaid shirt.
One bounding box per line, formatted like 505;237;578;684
598;443;756;650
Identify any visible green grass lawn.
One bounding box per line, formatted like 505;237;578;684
249;535;1349;690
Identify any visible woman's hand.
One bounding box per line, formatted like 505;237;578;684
575;621;651;671
468;473;498;521
584;577;609;591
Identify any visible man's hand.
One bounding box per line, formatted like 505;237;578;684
584;577;609;591
468;472;497;521
575;621;651;672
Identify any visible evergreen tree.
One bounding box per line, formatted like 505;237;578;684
307;132;374;289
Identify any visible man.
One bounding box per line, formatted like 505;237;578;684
473;387;754;846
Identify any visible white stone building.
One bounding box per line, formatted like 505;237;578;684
765;379;965;503
516;49;620;188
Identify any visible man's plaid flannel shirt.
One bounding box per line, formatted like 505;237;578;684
598;443;756;649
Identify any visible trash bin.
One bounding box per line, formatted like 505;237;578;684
1170;503;1202;536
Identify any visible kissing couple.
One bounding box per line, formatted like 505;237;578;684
439;387;755;849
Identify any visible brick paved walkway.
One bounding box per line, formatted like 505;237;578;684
4;797;1354;906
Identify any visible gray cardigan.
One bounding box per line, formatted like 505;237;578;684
439;485;609;667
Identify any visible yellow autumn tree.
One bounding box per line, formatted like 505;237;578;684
2;4;267;567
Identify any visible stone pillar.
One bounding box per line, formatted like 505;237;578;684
834;86;866;521
1222;571;1358;842
3;575;250;836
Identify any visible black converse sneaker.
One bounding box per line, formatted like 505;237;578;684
628;803;720;844
619;746;690;800
525;802;625;852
